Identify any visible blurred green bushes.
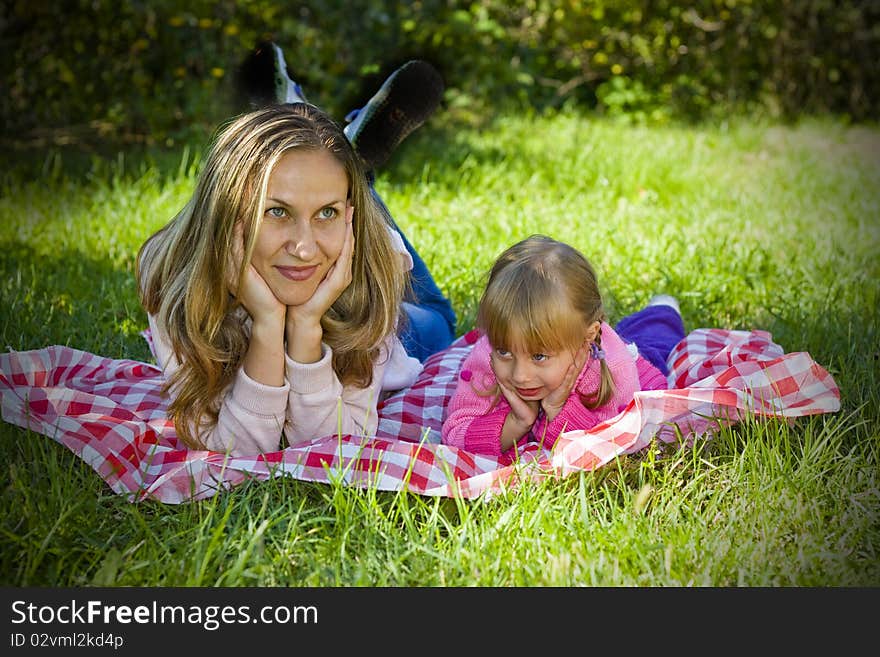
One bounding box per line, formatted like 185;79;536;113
2;0;877;150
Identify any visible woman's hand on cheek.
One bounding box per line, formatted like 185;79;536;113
229;222;285;325
286;207;355;328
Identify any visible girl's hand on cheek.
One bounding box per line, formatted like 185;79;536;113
490;356;540;429
542;344;588;421
498;380;541;428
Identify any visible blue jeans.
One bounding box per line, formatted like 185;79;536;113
372;190;457;362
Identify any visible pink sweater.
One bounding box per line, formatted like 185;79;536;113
441;322;665;459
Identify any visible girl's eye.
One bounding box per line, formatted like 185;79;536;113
266;206;287;219
494;348;511;359
317;207;338;221
532;353;549;362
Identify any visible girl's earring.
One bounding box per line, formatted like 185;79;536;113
590;342;606;361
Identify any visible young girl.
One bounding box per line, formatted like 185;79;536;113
441;235;685;460
138;102;452;456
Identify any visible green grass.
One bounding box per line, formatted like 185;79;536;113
1;113;878;586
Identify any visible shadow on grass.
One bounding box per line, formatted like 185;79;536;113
0;135;209;192
0;240;151;362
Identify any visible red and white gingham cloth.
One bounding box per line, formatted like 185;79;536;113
0;328;840;503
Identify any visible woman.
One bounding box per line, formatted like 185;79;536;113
138;102;452;455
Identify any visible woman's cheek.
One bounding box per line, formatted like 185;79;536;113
319;221;347;260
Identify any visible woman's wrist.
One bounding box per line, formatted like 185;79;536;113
285;320;324;364
250;310;285;337
242;318;286;387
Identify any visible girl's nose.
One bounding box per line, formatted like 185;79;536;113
511;359;532;384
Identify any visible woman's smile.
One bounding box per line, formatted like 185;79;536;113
275;264;319;281
250;149;349;307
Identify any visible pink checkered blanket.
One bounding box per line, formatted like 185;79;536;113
0;328;839;503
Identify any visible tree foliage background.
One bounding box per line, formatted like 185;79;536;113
2;0;878;151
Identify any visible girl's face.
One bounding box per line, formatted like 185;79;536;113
488;322;599;400
490;344;577;401
251;148;350;307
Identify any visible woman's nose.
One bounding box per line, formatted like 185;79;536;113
286;222;317;261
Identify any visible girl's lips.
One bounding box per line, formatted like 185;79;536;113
515;386;542;398
275;265;318;281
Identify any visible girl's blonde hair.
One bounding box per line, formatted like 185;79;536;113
477;234;615;409
137;103;407;449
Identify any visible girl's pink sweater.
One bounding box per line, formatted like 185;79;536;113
441;322;666;460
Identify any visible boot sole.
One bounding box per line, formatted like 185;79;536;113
350;60;444;170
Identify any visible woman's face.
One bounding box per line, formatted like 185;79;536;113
250;148;350;307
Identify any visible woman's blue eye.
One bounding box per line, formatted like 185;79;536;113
318;207;338;221
266;206;287;219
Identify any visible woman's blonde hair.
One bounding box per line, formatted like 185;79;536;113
137;103;407;449
477;234;615;409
